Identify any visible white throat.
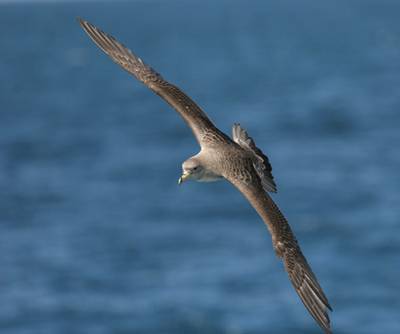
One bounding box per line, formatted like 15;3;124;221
197;168;223;182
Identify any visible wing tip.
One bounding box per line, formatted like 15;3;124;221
283;247;333;333
77;17;99;41
77;17;89;29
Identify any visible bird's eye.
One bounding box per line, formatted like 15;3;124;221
193;166;198;171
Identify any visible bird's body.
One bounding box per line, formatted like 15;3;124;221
79;18;332;334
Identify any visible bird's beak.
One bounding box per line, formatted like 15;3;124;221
178;172;190;185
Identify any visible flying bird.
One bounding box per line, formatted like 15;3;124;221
78;18;332;333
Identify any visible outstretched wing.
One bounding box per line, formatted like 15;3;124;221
78;18;219;146
225;170;332;334
232;123;277;193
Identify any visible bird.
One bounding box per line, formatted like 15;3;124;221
78;18;333;333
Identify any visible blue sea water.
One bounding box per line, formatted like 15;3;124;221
0;0;400;333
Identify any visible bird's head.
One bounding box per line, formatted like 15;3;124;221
178;158;204;184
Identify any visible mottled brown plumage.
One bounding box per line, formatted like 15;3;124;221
78;18;332;333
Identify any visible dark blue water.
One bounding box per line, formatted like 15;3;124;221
1;1;399;333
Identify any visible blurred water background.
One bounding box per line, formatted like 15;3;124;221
1;0;400;333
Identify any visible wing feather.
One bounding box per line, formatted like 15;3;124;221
232;123;277;192
225;172;332;333
78;18;218;145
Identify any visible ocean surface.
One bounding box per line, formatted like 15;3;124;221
1;1;399;333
